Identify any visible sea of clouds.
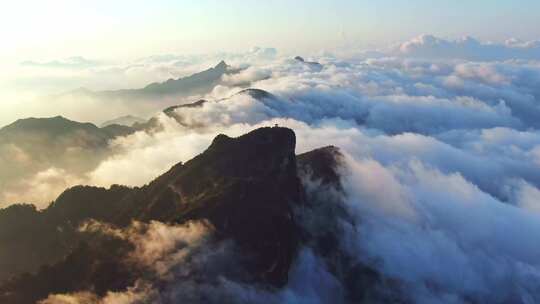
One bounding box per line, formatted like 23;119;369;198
5;35;540;303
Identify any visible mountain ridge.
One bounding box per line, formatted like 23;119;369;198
62;61;238;101
0;127;345;303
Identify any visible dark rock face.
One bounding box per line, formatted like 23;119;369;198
0;127;306;302
296;146;349;261
168;127;303;285
118;127;303;285
297;146;402;303
0;236;139;304
112;127;303;286
297;146;344;190
0;185;133;282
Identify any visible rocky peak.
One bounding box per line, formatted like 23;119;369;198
214;60;229;70
207;126;295;159
0;127;319;302
160;127;303;285
297;145;344;189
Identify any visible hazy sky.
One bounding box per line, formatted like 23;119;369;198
1;0;539;127
1;0;539;61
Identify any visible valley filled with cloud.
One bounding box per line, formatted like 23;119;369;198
2;34;540;303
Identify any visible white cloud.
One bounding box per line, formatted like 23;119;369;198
339;156;540;303
396;34;540;61
39;284;154;304
0;168;85;209
81;219;213;279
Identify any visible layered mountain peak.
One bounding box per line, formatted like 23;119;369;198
150;127;302;285
214;60;229;70
0;127;320;303
297;145;344;188
207;126;295;157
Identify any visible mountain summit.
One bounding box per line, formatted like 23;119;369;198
0;127;332;303
214;60;229;70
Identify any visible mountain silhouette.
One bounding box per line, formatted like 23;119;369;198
66;61;237;100
0;127;348;303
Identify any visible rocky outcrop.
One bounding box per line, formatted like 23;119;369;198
297;145;344;189
0;127;310;303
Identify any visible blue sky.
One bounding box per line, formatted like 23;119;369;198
1;0;539;61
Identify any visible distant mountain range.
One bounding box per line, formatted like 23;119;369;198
0;116;133;141
0;56;320;206
100;115;146;128
0;87;285;209
68;61;238;100
63;57;318;102
0;116;134;195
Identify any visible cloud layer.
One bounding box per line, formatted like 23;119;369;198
395;35;540;61
4;35;540;303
